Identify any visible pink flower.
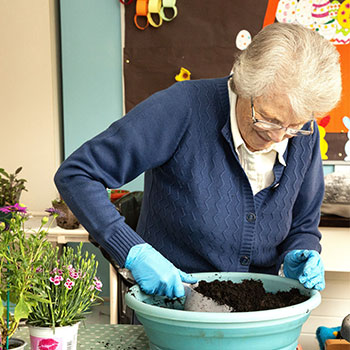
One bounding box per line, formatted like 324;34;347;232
50;268;63;275
69;271;79;279
64;278;75;290
49;275;63;285
93;277;103;291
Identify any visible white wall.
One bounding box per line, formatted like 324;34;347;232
0;0;61;213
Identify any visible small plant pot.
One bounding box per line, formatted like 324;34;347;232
29;323;79;350
0;338;27;350
52;202;80;229
109;189;130;201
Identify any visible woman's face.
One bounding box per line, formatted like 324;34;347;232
235;94;309;152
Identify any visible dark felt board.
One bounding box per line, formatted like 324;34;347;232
124;0;269;112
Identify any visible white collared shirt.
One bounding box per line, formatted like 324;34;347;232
228;81;288;195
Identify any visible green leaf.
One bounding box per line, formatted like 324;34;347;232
15;167;23;175
14;296;31;322
25;292;50;304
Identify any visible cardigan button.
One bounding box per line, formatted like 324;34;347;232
246;212;256;223
240;256;250;266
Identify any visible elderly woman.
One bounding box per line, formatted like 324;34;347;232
55;23;342;298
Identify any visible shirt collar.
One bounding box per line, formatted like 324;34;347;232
228;81;287;166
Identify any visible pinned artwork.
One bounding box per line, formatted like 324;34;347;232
337;0;350;28
133;0;178;30
276;0;298;22
236;30;252;50
267;0;350;161
343;116;350;161
175;67;191;81
329;0;341;18
311;20;337;40
275;0;350;42
318;115;331;160
333;22;350;44
311;0;331;25
296;0;314;25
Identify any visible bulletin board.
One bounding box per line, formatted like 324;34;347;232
123;0;350;162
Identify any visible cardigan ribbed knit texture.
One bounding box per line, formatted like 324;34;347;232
55;76;324;275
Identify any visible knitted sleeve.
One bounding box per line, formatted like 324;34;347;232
54;81;192;266
277;121;324;263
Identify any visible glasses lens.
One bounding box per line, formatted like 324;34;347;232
287;121;313;136
288;129;312;136
254;121;281;131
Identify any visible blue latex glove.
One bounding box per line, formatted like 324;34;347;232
125;243;198;298
283;249;325;291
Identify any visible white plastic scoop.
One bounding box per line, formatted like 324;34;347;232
183;283;233;312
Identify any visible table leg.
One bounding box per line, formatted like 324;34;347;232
109;264;118;324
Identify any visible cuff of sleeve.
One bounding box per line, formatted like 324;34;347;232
103;223;146;267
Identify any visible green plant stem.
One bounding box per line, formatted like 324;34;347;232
6;244;10;350
48;287;55;332
6;290;9;350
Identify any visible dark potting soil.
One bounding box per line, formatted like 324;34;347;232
194;279;309;312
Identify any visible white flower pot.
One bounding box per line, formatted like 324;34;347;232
28;323;79;350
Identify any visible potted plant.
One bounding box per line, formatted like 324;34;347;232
107;188;130;202
26;242;103;350
0;167;27;222
51;198;80;229
0;204;58;350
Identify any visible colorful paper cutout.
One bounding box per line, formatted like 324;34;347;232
236;30;252;50
175;67;191;81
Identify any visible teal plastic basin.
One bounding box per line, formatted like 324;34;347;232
125;272;321;350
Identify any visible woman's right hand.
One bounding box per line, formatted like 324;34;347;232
125;243;197;298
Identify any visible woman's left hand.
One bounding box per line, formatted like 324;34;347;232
283;250;325;291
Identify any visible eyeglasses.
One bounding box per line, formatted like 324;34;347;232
251;98;314;137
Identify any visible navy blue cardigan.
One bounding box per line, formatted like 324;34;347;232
54;76;323;275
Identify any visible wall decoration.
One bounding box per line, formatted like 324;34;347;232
265;0;350;162
147;0;163;28
133;0;177;30
134;0;149;30
175;67;191;81
236;30;252;50
123;0;349;161
318;115;331;160
160;0;177;22
343;116;350;161
124;0;270;112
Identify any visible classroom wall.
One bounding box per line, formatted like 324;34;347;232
1;2;349;343
0;0;61;213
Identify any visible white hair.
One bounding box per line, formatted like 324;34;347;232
232;23;342;118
